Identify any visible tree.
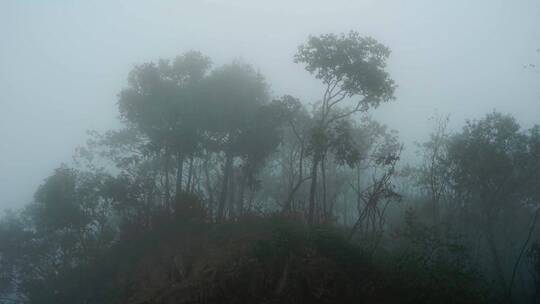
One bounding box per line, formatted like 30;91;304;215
446;112;540;290
118;51;211;208
0;166;118;303
347;118;402;243
415;114;451;225
167;51;212;198
274;95;313;214
201;61;277;220
294;31;396;225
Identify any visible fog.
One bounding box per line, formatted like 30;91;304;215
4;2;540;303
0;0;538;210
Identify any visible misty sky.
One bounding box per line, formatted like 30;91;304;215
1;0;539;211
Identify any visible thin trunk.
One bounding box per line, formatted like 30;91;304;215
429;154;440;226
308;154;320;225
283;177;310;213
486;223;507;290
203;156;214;219
238;172;246;216
193;159;202;194
283;143;306;213
328;193;337;219
247;188;255;213
186;154;195;193
164;149;171;209
228;168;236;218
508;208;540;301
193;159;202;193
320;155;327;221
175;152;184;200
217;153;233;221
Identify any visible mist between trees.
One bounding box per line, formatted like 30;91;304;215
1;32;540;304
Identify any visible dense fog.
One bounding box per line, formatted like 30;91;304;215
2;0;538;210
1;1;540;303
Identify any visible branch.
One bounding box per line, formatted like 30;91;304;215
508;206;540;301
326;90;348;112
324;98;365;127
324;79;340;103
283;175;312;211
288;120;304;144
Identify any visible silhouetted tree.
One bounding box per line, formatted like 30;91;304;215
446;112;540;290
294;31;396;225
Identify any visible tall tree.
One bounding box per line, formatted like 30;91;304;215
294;31;396;225
446;112;540;290
117;51;211;208
201;62;272;220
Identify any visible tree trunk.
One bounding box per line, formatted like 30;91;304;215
320;155;327;221
508;208;540;301
164;149;171;209
283;143;305;213
238;172;246;216
217;153;233;222
203;156;214;219
228;167;236;218
247;187;255;213
308;154;320;225
486;223;507;290
283;177;310;213
175;152;184;201
186;154;195;193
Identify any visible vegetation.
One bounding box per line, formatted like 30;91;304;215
1;32;539;303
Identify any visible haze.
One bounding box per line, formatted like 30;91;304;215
1;0;538;211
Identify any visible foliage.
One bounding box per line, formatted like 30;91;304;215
2;33;540;303
388;208;486;303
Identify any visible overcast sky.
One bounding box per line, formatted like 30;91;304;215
1;0;539;211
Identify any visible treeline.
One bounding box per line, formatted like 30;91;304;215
0;32;539;303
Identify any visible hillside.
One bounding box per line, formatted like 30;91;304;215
57;207;485;304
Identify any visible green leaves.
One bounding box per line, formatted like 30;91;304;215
295;31;396;108
118;51;212;154
447;112;539;211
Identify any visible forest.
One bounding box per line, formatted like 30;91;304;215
1;31;539;304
